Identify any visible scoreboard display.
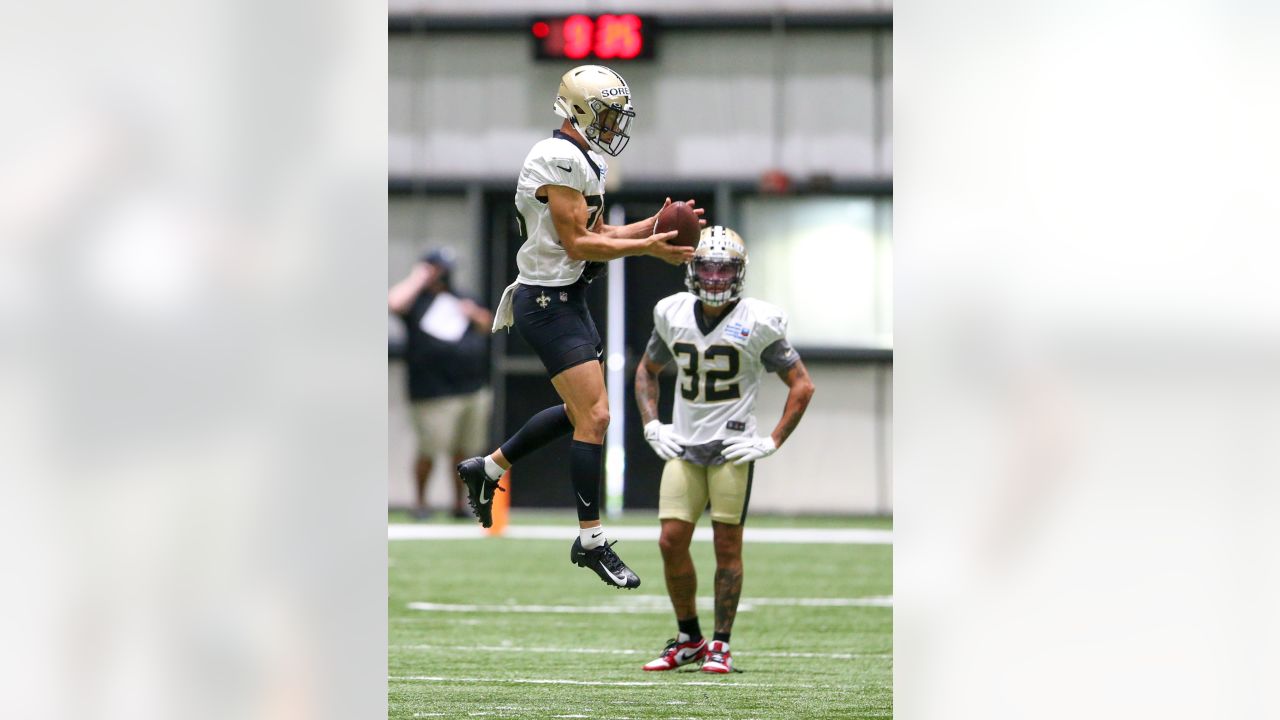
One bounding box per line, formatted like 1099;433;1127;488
531;15;656;61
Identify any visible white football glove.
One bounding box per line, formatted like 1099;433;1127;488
644;420;684;461
721;435;777;465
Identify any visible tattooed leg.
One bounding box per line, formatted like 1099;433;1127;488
712;521;745;635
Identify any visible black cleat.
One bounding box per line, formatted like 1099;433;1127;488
570;537;641;589
457;457;503;528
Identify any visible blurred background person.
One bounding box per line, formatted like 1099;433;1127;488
389;248;493;520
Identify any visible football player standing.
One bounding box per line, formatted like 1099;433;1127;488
456;65;698;589
635;226;815;672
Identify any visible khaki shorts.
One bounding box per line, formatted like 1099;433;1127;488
657;459;755;526
411;387;491;458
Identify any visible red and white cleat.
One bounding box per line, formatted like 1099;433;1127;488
641;637;707;671
700;640;733;673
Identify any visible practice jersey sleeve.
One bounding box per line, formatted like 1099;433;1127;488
646;296;678;364
645;329;673;365
652;296;674;340
761;338;800;373
520;151;588;195
754;306;802;373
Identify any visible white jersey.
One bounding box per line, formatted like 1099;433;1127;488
649;293;800;452
513;132;609;287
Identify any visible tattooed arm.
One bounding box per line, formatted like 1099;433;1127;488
634;352;668;425
768;360;815;447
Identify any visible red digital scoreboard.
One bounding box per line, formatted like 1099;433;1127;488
532;15;656;61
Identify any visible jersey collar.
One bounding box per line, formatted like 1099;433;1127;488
553;129;603;180
694;299;740;336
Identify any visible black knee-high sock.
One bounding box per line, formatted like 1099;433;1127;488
678;617;702;642
499;405;573;465
570;440;603;522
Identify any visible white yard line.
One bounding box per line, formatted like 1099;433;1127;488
406;595;891;615
388;524;892;544
407;602;664;614
745;596;894;608
391;643;891;660
608;594;893;609
388;675;817;689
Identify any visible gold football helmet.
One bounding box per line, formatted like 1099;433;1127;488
686;226;748;306
553;65;635;156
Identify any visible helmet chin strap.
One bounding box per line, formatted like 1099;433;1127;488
574;119;606;153
586;126;619;155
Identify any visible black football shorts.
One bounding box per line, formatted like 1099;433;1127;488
512;280;603;378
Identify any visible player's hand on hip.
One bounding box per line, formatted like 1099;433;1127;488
721;435;777;465
644;420;684;460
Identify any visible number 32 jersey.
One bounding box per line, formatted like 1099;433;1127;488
647;293;801;458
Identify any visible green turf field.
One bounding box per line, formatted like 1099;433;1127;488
389;509;894;530
388;514;892;719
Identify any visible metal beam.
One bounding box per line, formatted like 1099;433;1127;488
389;13;892;36
390;176;892;198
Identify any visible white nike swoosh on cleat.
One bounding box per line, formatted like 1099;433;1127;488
478;485;491;504
576;492;592;507
600;562;628;585
674;647;701;663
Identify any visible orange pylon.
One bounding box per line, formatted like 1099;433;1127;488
485;470;511;536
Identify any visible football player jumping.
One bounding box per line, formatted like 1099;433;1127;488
635;226;815;672
456;65;698;589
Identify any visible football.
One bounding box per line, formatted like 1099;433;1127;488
653;201;701;248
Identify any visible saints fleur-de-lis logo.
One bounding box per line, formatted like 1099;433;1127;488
536;292;550;309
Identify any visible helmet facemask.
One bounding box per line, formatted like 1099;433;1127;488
685;226;749;306
584;99;634;156
688;258;745;306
